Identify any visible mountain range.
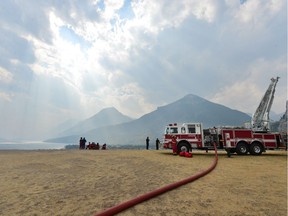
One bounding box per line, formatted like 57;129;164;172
46;94;251;146
58;107;133;136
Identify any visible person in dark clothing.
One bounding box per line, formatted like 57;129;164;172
156;138;160;150
82;137;87;149
79;137;83;149
101;143;107;150
146;136;150;150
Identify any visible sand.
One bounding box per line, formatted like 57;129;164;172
0;149;287;216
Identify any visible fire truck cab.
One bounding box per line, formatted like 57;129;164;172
163;122;284;155
163;123;216;152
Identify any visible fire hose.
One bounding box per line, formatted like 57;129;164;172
94;143;218;216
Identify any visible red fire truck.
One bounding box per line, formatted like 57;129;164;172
163;123;284;155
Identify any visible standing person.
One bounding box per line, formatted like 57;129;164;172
101;143;107;150
146;136;150;150
79;137;83;149
171;135;177;155
82;137;87;149
156;138;160;150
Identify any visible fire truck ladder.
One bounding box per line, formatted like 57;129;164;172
251;77;279;132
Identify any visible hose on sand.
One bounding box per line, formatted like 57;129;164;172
94;143;218;216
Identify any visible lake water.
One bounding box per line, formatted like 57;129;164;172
0;141;67;150
0;142;149;150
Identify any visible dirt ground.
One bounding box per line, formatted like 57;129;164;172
0;149;287;216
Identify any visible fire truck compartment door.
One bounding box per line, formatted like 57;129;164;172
191;143;198;148
225;133;231;148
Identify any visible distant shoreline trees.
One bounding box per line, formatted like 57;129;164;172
64;144;146;150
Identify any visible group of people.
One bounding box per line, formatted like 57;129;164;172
80;136;161;150
86;142;107;150
146;137;161;150
79;137;107;150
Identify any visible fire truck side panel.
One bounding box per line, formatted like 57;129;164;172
178;134;201;148
253;134;263;139
251;133;282;148
262;134;278;148
221;130;236;147
221;129;255;148
234;130;253;139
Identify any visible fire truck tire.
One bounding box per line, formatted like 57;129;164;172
250;142;263;155
236;142;248;155
177;143;190;153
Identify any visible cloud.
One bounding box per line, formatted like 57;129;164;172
210;57;287;114
0;92;13;102
0;0;286;139
0;29;35;66
0;67;13;83
233;0;284;24
0;1;52;43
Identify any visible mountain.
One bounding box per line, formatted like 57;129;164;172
46;94;251;146
57;107;133;136
271;101;287;135
270;111;284;121
47;118;80;138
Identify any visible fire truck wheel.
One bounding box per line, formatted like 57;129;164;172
177;143;190;153
250;142;263;155
236;142;248;155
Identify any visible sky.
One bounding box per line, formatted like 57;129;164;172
0;0;287;140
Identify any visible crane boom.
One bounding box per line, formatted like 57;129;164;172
251;77;279;131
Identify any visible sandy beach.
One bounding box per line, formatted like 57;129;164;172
0;149;287;216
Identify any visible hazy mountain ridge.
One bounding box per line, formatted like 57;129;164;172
270;111;285;121
57;107;133;136
46;94;252;145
